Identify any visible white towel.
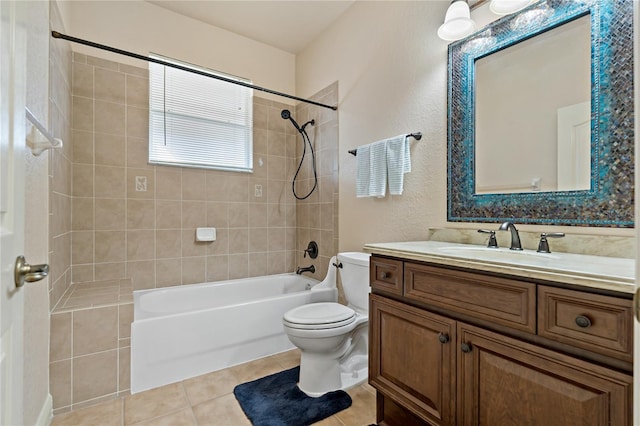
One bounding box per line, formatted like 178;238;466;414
386;135;411;195
368;140;387;197
355;144;371;197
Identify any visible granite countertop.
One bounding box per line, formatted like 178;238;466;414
363;241;635;295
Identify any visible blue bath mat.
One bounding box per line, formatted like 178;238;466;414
233;366;352;425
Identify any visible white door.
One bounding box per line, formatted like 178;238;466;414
0;1;26;424
557;101;591;191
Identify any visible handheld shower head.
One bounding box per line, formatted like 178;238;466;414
281;109;302;133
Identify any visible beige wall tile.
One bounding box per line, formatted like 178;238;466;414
156;230;182;259
50;312;72;362
228;203;249;228
50;359;72;410
228;254;248;279
268;131;286;157
126;136;151;168
119;347;131;393
268;227;286;252
94;68;125;104
95;198;125;231
253;128;268;155
228;228;249;254
182;169;206;201
267;252;286;275
119;63;147;78
95;133;125;166
206;255;228;282
156;200;182;229
72;197;94;231
72;62;94;99
206;202;229;228
127;199;155;230
126;106;149;139
249;252;268;277
95;262;126;281
267;203;286;228
253;102;268;130
87;56;119;71
73;306;118;356
94;166;125;198
71;231;94;265
118;304;133;339
249;203;268;228
126;74;149;108
72;130;94;164
127;260;156;291
155;258;182;288
72;350;117;404
127;230;155;261
207;228;228;256
182;257;205;285
181;230;207;257
72;96;93;132
156;169;182;200
72;164;93;197
268;155;286;180
94;231;125;263
72;264;94;284
181;201;206;229
249;228;268;253
95;100;125;136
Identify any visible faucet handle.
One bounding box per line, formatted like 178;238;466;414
477;229;498;248
537;232;565;253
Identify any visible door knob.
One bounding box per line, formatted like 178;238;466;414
14;255;49;288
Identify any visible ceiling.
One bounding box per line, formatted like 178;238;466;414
146;1;356;54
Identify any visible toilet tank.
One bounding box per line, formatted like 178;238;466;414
337;252;371;314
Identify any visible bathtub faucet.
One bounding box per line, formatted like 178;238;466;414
296;265;315;275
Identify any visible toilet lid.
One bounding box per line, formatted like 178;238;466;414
284;302;356;330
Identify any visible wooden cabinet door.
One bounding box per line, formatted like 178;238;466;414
457;323;632;426
370;294;456;425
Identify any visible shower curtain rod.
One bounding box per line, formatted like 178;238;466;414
51;31;338;111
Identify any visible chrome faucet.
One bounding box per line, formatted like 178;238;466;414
296;265;315;275
498;221;523;250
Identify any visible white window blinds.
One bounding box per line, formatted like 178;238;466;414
149;54;253;172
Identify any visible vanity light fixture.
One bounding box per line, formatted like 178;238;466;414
438;0;476;41
489;0;536;15
509;2;554;30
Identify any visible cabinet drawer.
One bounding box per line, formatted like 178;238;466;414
538;286;633;362
404;263;536;333
370;256;403;295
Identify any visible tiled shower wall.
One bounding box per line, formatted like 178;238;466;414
48;2;73;310
294;83;339;280
69;53;302;290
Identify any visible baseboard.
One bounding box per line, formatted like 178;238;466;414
35;393;53;426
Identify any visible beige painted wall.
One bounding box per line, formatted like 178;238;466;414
296;1;633;254
63;0;295;105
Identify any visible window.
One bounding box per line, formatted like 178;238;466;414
149;54;253;172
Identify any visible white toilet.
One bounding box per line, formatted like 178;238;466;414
283;252;371;397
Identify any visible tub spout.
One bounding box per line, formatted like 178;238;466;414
296;265;315;275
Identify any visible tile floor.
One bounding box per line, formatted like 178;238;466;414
51;350;377;425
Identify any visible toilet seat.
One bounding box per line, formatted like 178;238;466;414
283;302;356;330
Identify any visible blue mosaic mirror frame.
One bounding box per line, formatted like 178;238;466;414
447;0;634;227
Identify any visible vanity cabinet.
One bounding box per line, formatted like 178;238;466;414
369;255;633;426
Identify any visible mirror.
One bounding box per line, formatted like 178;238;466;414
447;0;634;226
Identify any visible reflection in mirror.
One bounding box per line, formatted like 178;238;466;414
475;15;591;194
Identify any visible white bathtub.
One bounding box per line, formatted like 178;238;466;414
130;273;337;393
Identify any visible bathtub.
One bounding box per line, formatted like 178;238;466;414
130;273;337;393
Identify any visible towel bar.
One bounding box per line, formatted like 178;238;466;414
348;132;421;156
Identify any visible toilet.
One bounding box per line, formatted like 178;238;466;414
283;252;371;397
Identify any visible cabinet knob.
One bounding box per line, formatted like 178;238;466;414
461;342;472;353
575;315;592;328
438;332;450;344
380;272;390;279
